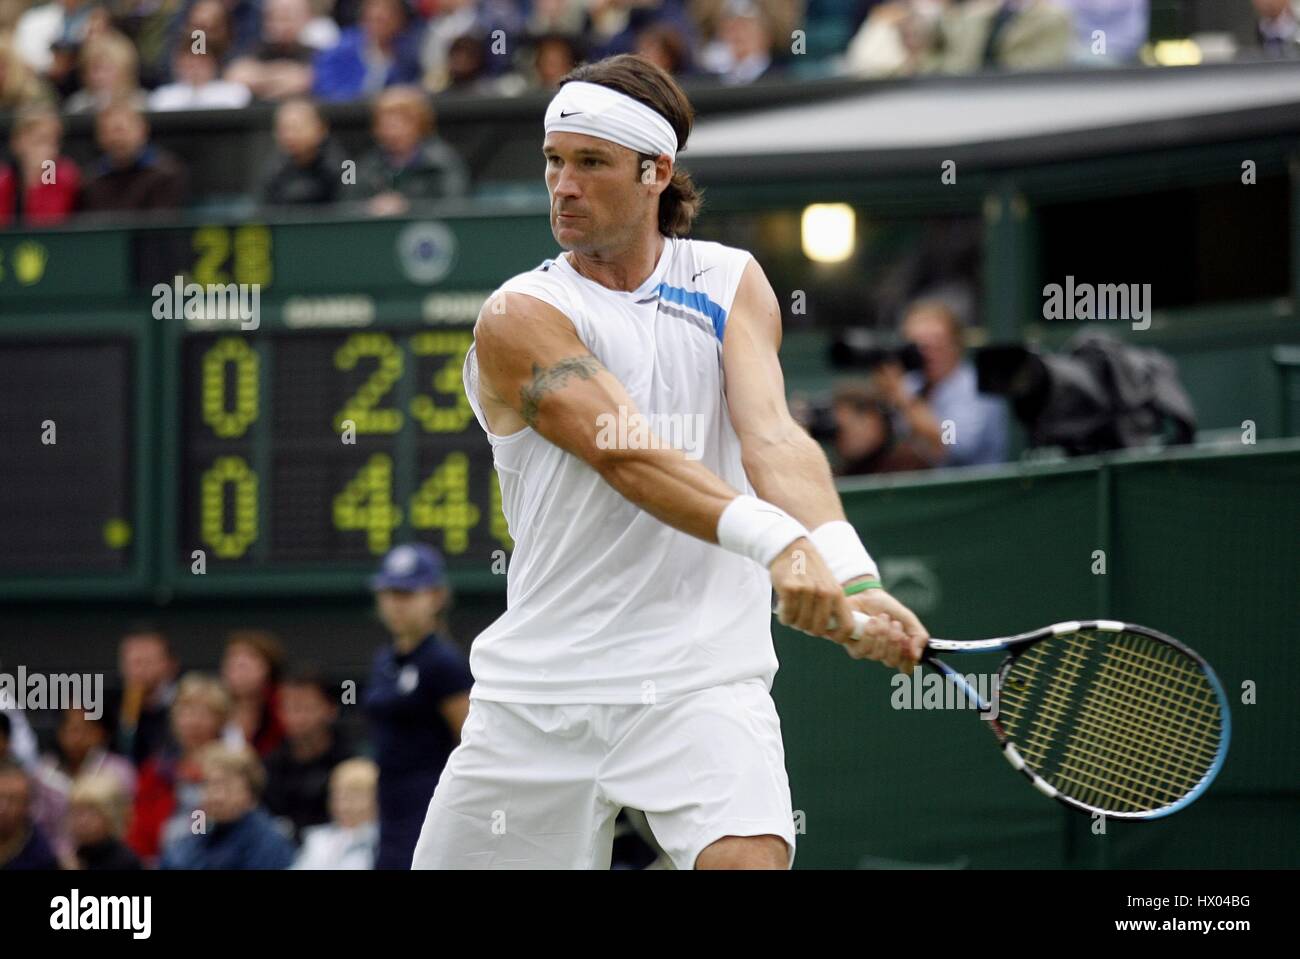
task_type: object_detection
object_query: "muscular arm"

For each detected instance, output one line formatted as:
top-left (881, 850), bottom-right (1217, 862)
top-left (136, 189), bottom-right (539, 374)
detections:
top-left (474, 291), bottom-right (743, 543)
top-left (721, 258), bottom-right (853, 534)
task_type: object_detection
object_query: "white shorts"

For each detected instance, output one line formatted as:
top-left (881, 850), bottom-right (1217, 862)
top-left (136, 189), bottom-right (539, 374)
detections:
top-left (411, 677), bottom-right (796, 870)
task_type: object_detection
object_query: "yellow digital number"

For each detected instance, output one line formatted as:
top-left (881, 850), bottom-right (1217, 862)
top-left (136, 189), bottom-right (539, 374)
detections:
top-left (333, 333), bottom-right (403, 434)
top-left (410, 331), bottom-right (474, 434)
top-left (490, 469), bottom-right (513, 550)
top-left (192, 225), bottom-right (230, 286)
top-left (201, 337), bottom-right (258, 438)
top-left (233, 225), bottom-right (272, 287)
top-left (333, 453), bottom-right (402, 554)
top-left (410, 452), bottom-right (480, 555)
top-left (200, 456), bottom-right (257, 559)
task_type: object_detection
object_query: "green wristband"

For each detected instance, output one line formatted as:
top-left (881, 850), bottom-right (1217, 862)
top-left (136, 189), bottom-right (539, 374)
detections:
top-left (844, 578), bottom-right (882, 596)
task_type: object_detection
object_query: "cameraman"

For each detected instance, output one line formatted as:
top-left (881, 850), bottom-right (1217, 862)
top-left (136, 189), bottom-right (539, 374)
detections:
top-left (830, 382), bottom-right (932, 476)
top-left (874, 299), bottom-right (1009, 468)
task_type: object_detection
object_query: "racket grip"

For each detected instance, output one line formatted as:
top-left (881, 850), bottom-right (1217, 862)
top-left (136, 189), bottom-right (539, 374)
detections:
top-left (773, 601), bottom-right (874, 640)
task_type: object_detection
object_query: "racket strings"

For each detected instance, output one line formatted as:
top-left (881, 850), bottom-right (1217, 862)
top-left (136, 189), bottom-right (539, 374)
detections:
top-left (996, 629), bottom-right (1224, 814)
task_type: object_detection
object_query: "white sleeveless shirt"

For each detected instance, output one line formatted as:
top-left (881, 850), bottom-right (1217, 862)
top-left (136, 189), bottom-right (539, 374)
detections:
top-left (462, 235), bottom-right (777, 703)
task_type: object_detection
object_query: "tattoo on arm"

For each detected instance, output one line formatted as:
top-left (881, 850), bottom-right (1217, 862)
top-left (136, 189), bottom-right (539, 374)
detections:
top-left (519, 355), bottom-right (603, 427)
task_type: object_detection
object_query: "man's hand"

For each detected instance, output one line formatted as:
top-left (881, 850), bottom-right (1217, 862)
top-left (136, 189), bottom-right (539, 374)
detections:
top-left (769, 539), bottom-right (859, 645)
top-left (845, 584), bottom-right (929, 674)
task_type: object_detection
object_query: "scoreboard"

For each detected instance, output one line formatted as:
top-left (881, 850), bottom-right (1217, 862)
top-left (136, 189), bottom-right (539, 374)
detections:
top-left (0, 212), bottom-right (559, 599)
top-left (174, 328), bottom-right (512, 576)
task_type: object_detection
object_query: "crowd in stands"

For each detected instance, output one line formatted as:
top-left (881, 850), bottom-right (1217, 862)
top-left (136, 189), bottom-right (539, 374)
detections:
top-left (0, 543), bottom-right (474, 870)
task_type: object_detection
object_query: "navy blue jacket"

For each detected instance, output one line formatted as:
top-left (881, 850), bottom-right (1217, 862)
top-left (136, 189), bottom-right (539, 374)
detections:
top-left (159, 807), bottom-right (295, 870)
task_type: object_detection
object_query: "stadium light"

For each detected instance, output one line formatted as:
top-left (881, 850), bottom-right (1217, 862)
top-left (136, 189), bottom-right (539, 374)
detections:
top-left (801, 204), bottom-right (855, 264)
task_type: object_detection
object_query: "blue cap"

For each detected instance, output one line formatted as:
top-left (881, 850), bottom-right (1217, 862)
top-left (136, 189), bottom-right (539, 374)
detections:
top-left (370, 543), bottom-right (448, 591)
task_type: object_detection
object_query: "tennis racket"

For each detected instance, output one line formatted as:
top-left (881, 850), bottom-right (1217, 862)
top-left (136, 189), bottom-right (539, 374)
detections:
top-left (807, 608), bottom-right (1231, 820)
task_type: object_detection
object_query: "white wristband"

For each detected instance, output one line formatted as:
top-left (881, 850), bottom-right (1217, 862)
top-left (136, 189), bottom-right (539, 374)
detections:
top-left (717, 495), bottom-right (809, 569)
top-left (809, 520), bottom-right (878, 584)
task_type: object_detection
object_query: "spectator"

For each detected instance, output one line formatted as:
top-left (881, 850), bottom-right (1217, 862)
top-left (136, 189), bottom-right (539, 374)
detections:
top-left (66, 773), bottom-right (141, 870)
top-left (312, 0), bottom-right (423, 102)
top-left (149, 43), bottom-right (253, 108)
top-left (107, 625), bottom-right (180, 768)
top-left (0, 106), bottom-right (81, 227)
top-left (81, 100), bottom-right (188, 213)
top-left (522, 31), bottom-right (590, 89)
top-left (292, 757), bottom-right (379, 869)
top-left (262, 669), bottom-right (354, 841)
top-left (0, 758), bottom-right (59, 870)
top-left (526, 0), bottom-right (586, 35)
top-left (160, 0), bottom-right (264, 81)
top-left (13, 0), bottom-right (98, 74)
top-left (634, 21), bottom-right (694, 75)
top-left (698, 0), bottom-right (780, 83)
top-left (440, 32), bottom-right (495, 95)
top-left (874, 298), bottom-right (1009, 467)
top-left (690, 0), bottom-right (801, 46)
top-left (223, 0), bottom-right (327, 101)
top-left (64, 30), bottom-right (146, 113)
top-left (926, 0), bottom-right (1071, 73)
top-left (830, 381), bottom-right (933, 475)
top-left (420, 0), bottom-right (520, 92)
top-left (160, 743), bottom-right (295, 869)
top-left (0, 711), bottom-right (69, 865)
top-left (109, 0), bottom-right (187, 88)
top-left (842, 0), bottom-right (946, 77)
top-left (221, 630), bottom-right (286, 758)
top-left (41, 709), bottom-right (137, 801)
top-left (1251, 0), bottom-right (1300, 58)
top-left (0, 684), bottom-right (41, 768)
top-left (356, 85), bottom-right (468, 215)
top-left (363, 543), bottom-right (472, 870)
top-left (0, 33), bottom-right (55, 111)
top-left (259, 97), bottom-right (349, 206)
top-left (126, 672), bottom-right (229, 863)
top-left (1056, 0), bottom-right (1148, 65)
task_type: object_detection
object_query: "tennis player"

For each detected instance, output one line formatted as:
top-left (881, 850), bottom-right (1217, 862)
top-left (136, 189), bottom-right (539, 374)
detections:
top-left (412, 54), bottom-right (930, 870)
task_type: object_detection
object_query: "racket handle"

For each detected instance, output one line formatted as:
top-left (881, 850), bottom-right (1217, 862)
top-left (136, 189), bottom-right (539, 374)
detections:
top-left (773, 601), bottom-right (874, 640)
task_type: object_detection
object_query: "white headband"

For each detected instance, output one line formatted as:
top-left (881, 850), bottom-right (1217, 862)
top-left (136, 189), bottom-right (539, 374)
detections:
top-left (544, 81), bottom-right (678, 161)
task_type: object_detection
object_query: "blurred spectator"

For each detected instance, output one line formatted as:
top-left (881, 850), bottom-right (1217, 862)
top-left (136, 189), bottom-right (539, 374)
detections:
top-left (440, 32), bottom-right (494, 93)
top-left (66, 772), bottom-right (141, 870)
top-left (109, 0), bottom-right (186, 88)
top-left (1055, 0), bottom-right (1148, 65)
top-left (0, 106), bottom-right (81, 227)
top-left (292, 757), bottom-right (379, 869)
top-left (698, 0), bottom-right (780, 83)
top-left (0, 711), bottom-right (68, 865)
top-left (127, 672), bottom-right (229, 863)
top-left (64, 30), bottom-right (146, 113)
top-left (420, 0), bottom-right (520, 92)
top-left (312, 0), bottom-right (423, 101)
top-left (106, 625), bottom-right (179, 768)
top-left (160, 0), bottom-right (264, 80)
top-left (221, 630), bottom-right (286, 758)
top-left (80, 100), bottom-right (188, 212)
top-left (149, 43), bottom-right (253, 107)
top-left (1251, 0), bottom-right (1300, 58)
top-left (518, 31), bottom-right (584, 90)
top-left (41, 710), bottom-right (137, 800)
top-left (357, 85), bottom-right (468, 214)
top-left (874, 298), bottom-right (1009, 467)
top-left (262, 669), bottom-right (354, 841)
top-left (223, 0), bottom-right (326, 100)
top-left (259, 96), bottom-right (349, 205)
top-left (634, 20), bottom-right (694, 75)
top-left (0, 33), bottom-right (55, 111)
top-left (842, 0), bottom-right (946, 77)
top-left (13, 0), bottom-right (99, 73)
top-left (587, 0), bottom-right (697, 61)
top-left (363, 543), bottom-right (472, 870)
top-left (926, 0), bottom-right (1071, 73)
top-left (526, 0), bottom-right (586, 35)
top-left (160, 743), bottom-right (296, 869)
top-left (0, 757), bottom-right (59, 870)
top-left (0, 694), bottom-right (39, 768)
top-left (830, 381), bottom-right (933, 475)
top-left (691, 0), bottom-right (801, 44)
